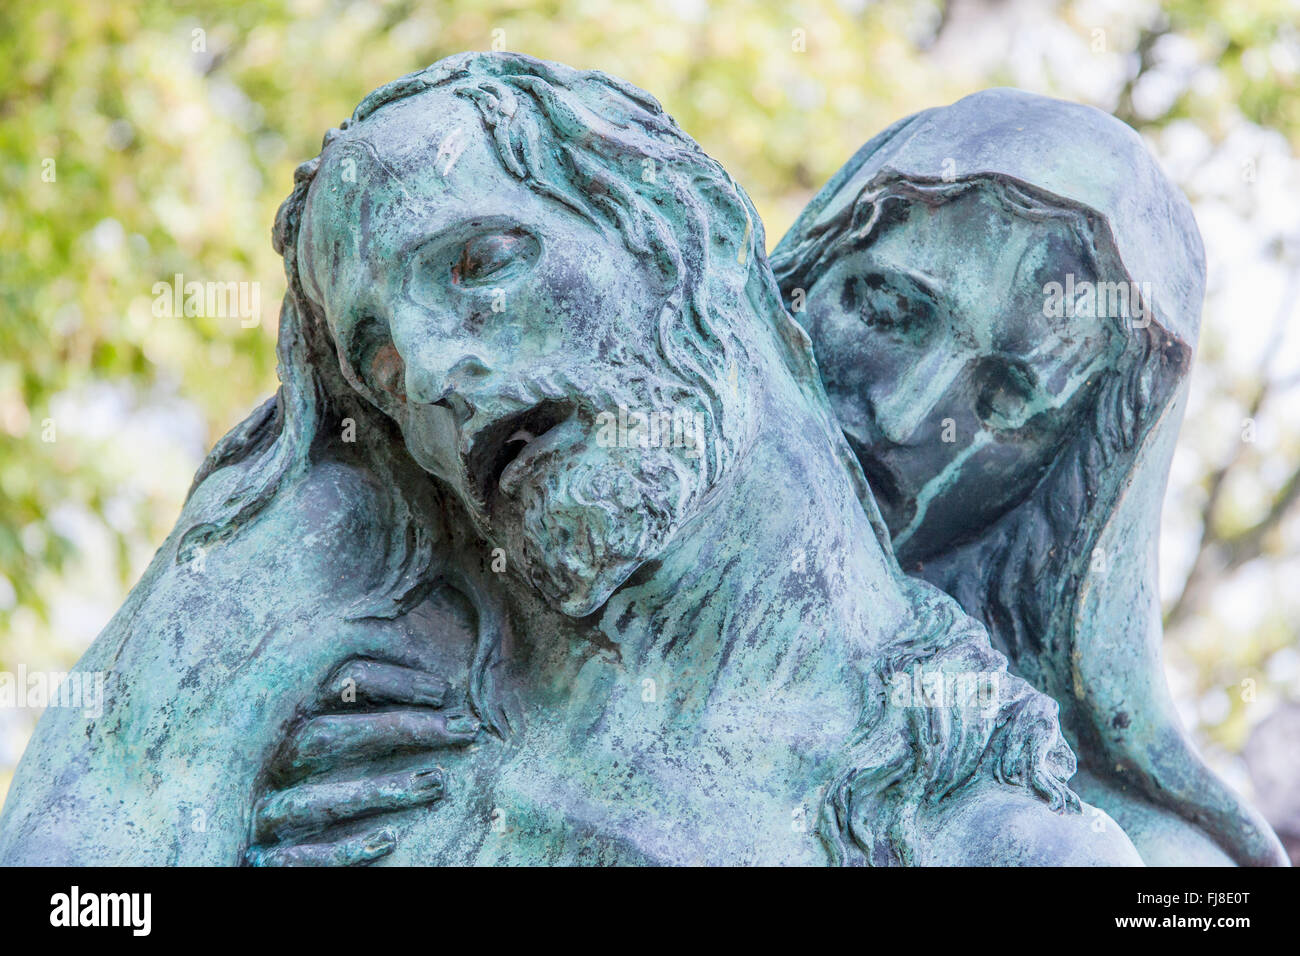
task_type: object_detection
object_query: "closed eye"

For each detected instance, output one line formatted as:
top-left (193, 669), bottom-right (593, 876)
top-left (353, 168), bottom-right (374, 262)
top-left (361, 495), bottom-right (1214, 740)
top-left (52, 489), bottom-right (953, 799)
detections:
top-left (450, 229), bottom-right (540, 286)
top-left (404, 219), bottom-right (542, 312)
top-left (852, 270), bottom-right (941, 343)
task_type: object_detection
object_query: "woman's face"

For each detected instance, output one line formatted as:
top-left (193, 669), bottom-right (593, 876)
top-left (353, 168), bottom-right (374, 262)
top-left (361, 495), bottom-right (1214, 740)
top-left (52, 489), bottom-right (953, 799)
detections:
top-left (801, 186), bottom-right (1123, 563)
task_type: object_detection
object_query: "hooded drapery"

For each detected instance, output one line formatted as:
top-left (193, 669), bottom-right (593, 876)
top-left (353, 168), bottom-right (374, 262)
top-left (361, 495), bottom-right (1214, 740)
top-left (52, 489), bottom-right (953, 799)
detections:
top-left (774, 88), bottom-right (1287, 866)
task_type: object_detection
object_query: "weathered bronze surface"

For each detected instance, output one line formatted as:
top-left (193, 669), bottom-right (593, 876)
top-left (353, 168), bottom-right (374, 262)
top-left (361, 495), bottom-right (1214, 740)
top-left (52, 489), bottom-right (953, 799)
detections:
top-left (0, 55), bottom-right (1284, 866)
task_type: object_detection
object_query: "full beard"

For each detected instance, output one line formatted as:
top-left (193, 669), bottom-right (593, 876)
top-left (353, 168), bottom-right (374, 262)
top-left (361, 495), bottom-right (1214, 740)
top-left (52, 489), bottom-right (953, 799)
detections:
top-left (493, 373), bottom-right (726, 618)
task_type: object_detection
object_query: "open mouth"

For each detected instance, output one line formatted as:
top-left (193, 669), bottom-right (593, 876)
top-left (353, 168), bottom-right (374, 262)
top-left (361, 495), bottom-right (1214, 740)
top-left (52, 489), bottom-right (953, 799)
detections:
top-left (466, 400), bottom-right (574, 513)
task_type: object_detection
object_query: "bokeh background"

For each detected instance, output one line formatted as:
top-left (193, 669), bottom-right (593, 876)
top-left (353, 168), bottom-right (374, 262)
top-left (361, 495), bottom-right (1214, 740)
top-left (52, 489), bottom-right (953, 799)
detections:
top-left (2, 0), bottom-right (1298, 855)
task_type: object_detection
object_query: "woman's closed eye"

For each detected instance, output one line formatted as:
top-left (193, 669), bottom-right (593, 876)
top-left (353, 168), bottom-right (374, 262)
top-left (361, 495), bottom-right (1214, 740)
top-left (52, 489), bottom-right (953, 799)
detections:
top-left (848, 271), bottom-right (941, 344)
top-left (405, 221), bottom-right (542, 310)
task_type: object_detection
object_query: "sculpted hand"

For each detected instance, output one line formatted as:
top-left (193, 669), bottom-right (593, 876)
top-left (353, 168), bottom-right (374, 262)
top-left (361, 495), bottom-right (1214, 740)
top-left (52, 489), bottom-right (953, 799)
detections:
top-left (244, 657), bottom-right (480, 866)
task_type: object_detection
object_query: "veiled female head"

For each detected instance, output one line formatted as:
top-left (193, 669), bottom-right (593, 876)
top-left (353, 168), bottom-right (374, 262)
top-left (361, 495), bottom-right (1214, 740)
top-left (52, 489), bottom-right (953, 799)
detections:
top-left (773, 90), bottom-right (1200, 579)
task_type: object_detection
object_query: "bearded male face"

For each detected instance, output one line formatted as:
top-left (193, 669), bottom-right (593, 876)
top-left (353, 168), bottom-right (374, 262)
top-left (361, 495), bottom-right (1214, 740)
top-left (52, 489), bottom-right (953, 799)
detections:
top-left (296, 84), bottom-right (743, 617)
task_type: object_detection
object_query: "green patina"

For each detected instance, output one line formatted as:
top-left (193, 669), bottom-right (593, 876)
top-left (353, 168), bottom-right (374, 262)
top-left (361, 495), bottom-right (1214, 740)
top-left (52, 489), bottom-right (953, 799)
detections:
top-left (0, 56), bottom-right (1283, 866)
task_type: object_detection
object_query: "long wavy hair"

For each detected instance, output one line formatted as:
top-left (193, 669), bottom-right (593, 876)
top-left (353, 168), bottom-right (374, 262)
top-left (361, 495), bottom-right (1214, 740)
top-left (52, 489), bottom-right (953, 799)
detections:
top-left (177, 51), bottom-right (837, 733)
top-left (180, 58), bottom-right (1086, 863)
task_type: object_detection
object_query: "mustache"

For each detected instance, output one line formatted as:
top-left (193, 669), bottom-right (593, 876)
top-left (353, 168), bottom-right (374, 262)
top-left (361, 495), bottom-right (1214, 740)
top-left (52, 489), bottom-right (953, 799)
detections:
top-left (476, 361), bottom-right (713, 487)
top-left (491, 374), bottom-right (720, 612)
top-left (446, 353), bottom-right (735, 613)
top-left (511, 428), bottom-right (704, 610)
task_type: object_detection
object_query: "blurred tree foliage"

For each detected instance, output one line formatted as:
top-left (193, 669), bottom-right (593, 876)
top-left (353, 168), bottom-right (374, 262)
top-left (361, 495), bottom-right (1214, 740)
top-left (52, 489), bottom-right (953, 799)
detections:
top-left (1, 0), bottom-right (1299, 791)
top-left (0, 0), bottom-right (981, 638)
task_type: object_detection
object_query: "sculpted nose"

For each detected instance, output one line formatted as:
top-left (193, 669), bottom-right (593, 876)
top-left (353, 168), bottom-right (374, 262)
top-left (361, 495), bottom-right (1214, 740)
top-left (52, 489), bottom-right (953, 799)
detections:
top-left (872, 350), bottom-right (968, 445)
top-left (398, 351), bottom-right (493, 491)
top-left (405, 353), bottom-right (493, 419)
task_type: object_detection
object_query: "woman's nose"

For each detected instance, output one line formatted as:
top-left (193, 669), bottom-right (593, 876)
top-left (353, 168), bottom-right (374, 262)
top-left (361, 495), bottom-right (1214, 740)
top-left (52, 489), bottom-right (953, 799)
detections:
top-left (871, 350), bottom-right (968, 445)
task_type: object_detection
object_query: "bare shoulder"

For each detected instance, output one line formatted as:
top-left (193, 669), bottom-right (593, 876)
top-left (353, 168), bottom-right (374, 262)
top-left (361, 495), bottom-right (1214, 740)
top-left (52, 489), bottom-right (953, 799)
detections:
top-left (174, 457), bottom-right (397, 593)
top-left (917, 780), bottom-right (1145, 867)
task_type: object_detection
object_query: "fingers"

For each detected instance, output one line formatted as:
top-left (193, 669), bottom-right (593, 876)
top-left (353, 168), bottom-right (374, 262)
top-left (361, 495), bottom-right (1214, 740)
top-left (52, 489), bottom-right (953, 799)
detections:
top-left (247, 659), bottom-right (466, 863)
top-left (254, 767), bottom-right (446, 842)
top-left (246, 827), bottom-right (397, 867)
top-left (319, 658), bottom-right (450, 710)
top-left (250, 710), bottom-right (468, 859)
top-left (277, 711), bottom-right (480, 776)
